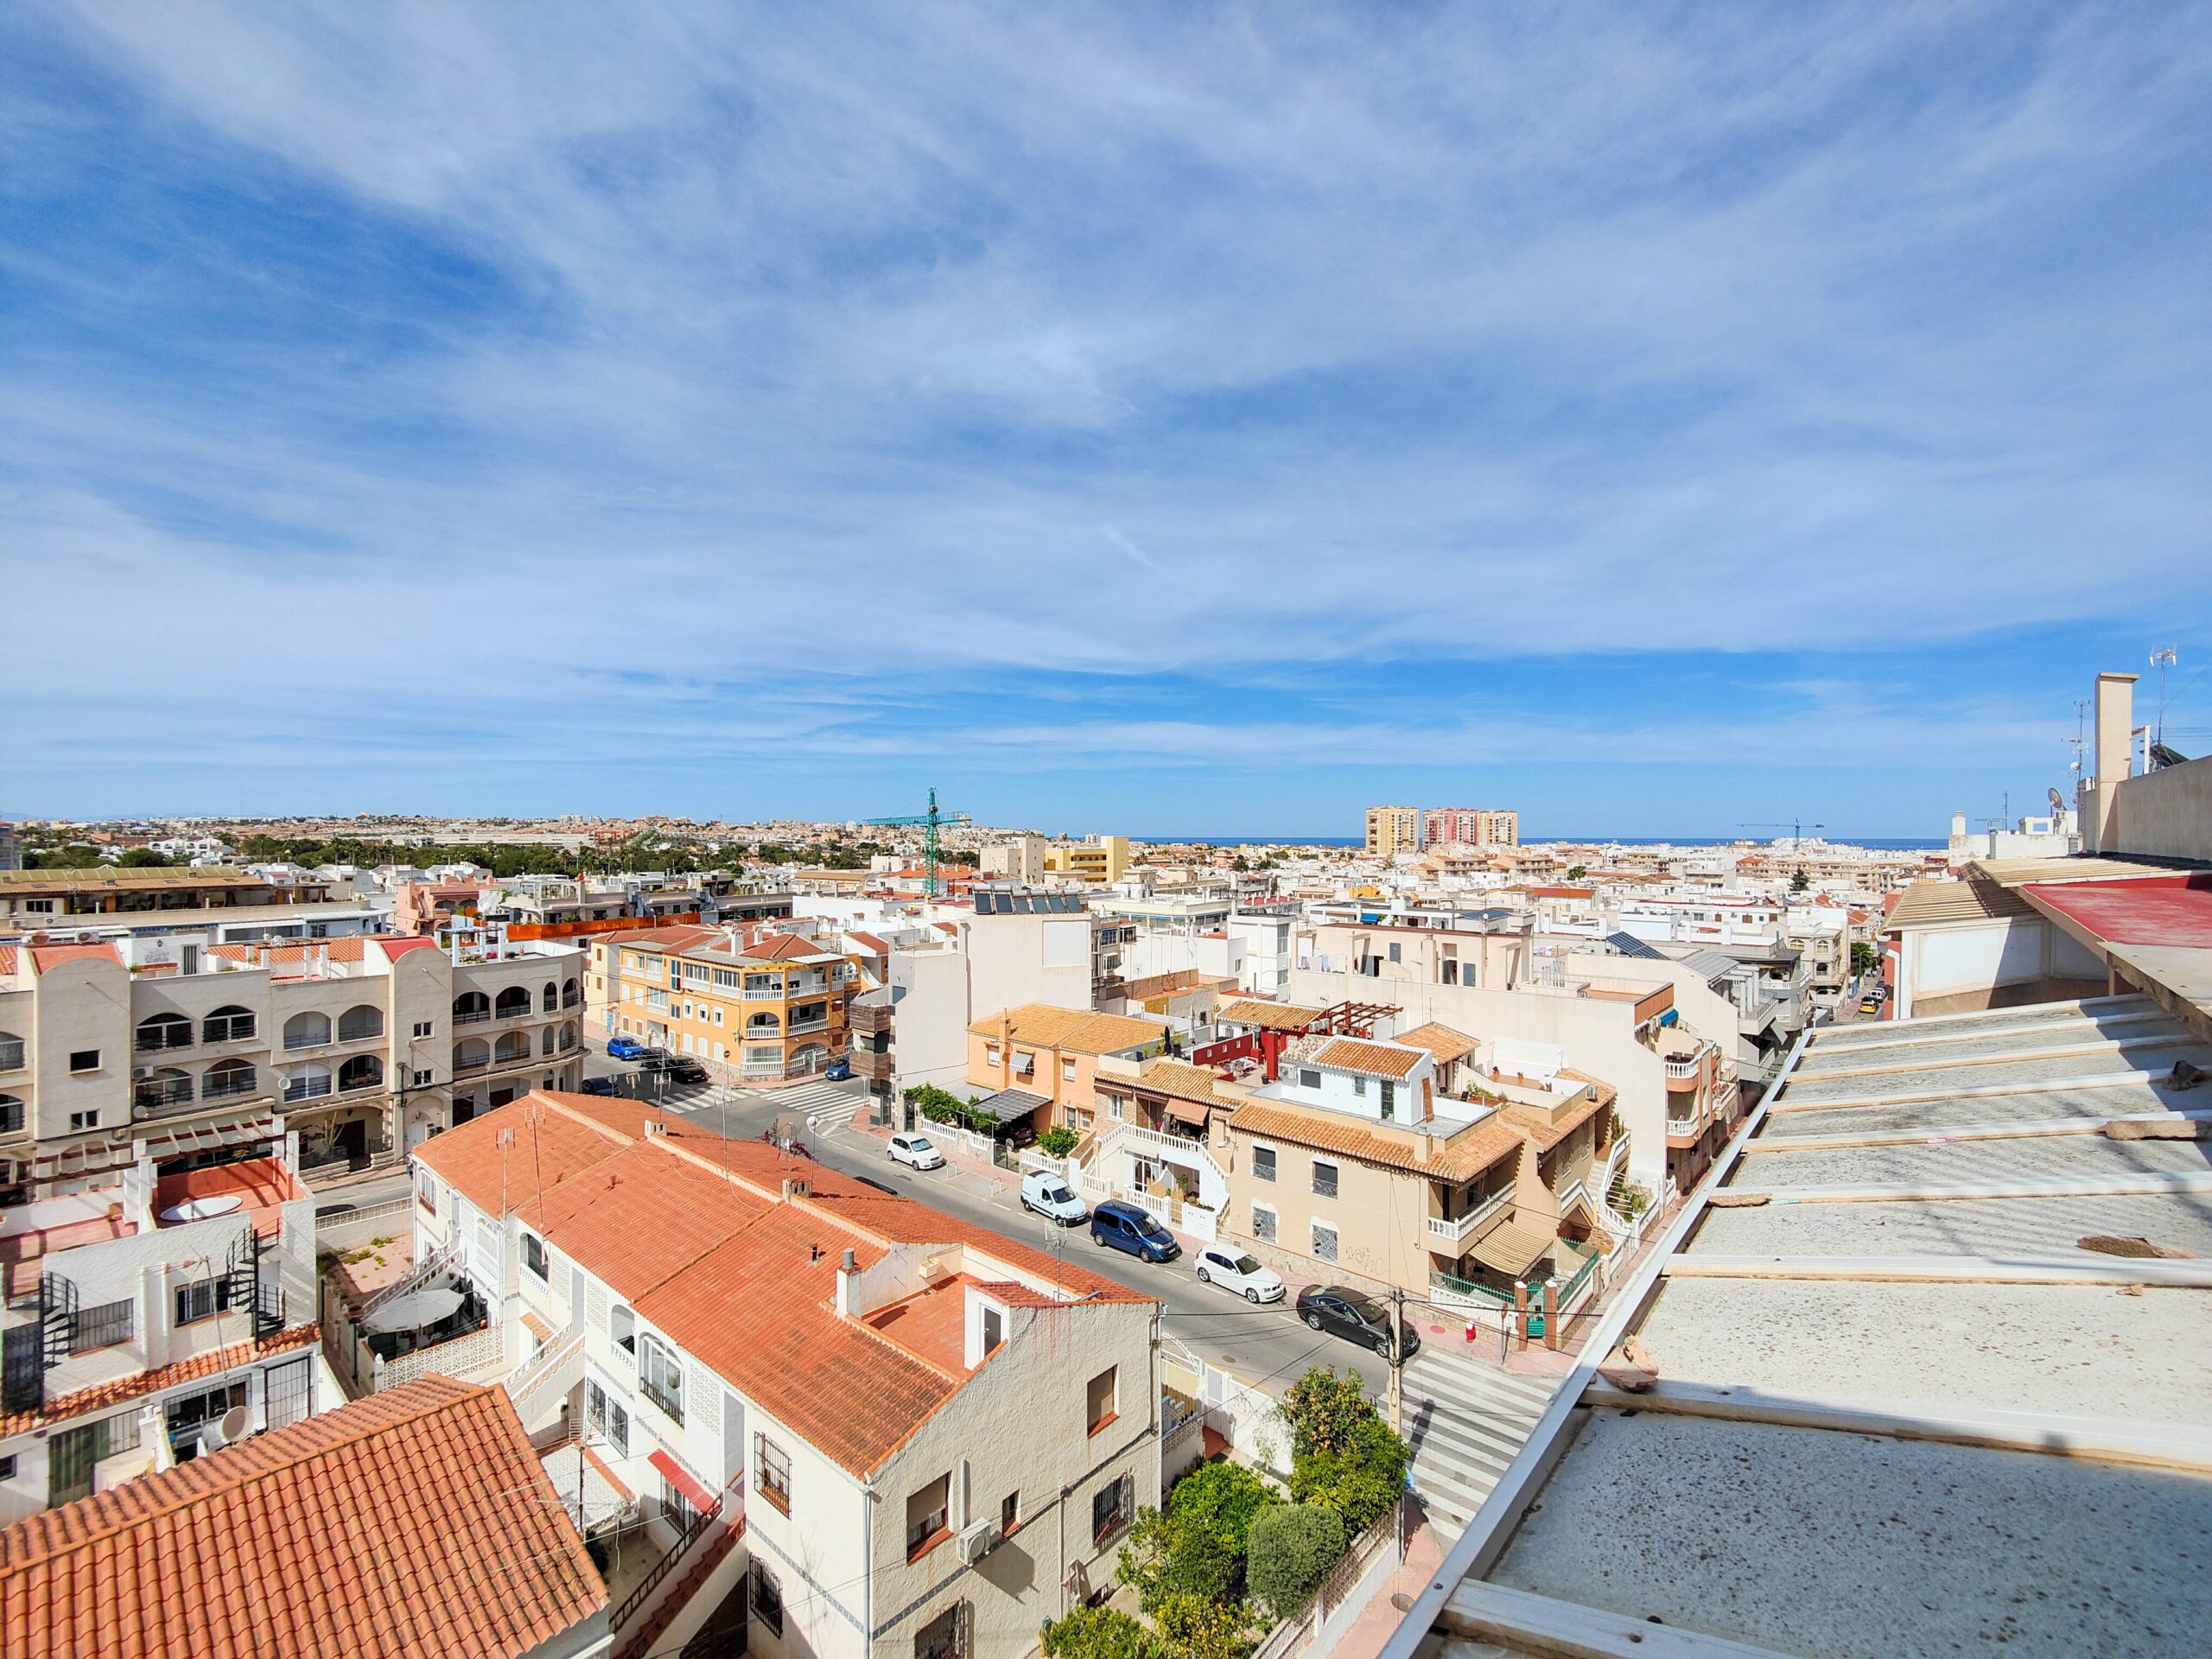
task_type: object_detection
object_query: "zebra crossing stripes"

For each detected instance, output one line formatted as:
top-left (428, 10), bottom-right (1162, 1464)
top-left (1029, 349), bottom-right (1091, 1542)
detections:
top-left (1400, 1347), bottom-right (1561, 1538)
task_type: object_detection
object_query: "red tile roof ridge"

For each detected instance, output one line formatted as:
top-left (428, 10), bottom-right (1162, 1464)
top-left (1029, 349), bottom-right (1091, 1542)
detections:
top-left (0, 1376), bottom-right (493, 1570)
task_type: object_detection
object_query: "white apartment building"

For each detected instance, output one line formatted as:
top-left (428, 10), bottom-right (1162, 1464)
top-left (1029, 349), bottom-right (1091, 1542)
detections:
top-left (409, 1095), bottom-right (1160, 1659)
top-left (0, 1131), bottom-right (325, 1524)
top-left (0, 931), bottom-right (585, 1205)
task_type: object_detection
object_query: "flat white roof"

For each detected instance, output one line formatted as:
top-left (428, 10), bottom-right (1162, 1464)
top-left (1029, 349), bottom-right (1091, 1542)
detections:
top-left (1393, 992), bottom-right (2212, 1659)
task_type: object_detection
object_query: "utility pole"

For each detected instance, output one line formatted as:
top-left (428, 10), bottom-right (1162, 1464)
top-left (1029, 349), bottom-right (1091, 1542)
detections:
top-left (1386, 1285), bottom-right (1406, 1436)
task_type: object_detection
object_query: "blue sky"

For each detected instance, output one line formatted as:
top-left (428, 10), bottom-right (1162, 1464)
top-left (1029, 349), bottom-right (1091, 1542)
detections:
top-left (3, 3), bottom-right (2208, 837)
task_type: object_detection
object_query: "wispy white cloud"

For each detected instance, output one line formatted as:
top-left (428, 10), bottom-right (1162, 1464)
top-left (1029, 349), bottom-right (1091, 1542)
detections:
top-left (3, 2), bottom-right (2208, 817)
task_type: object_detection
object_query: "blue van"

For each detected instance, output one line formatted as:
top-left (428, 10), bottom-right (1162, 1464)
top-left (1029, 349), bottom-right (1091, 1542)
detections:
top-left (1090, 1200), bottom-right (1180, 1263)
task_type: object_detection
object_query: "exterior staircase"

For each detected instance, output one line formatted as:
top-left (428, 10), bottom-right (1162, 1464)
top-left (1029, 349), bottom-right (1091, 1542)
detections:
top-left (354, 1240), bottom-right (457, 1323)
top-left (502, 1322), bottom-right (586, 1431)
top-left (612, 1511), bottom-right (746, 1659)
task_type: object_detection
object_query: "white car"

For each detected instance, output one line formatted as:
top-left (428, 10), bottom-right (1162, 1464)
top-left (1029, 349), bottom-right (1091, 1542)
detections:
top-left (1193, 1245), bottom-right (1286, 1304)
top-left (1021, 1170), bottom-right (1089, 1224)
top-left (887, 1132), bottom-right (945, 1171)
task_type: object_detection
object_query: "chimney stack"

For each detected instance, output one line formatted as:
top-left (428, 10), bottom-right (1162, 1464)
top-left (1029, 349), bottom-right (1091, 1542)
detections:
top-left (2088, 671), bottom-right (2139, 853)
top-left (836, 1246), bottom-right (859, 1316)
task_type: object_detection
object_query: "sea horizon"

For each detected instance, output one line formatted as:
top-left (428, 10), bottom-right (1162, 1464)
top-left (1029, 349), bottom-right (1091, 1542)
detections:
top-left (1131, 834), bottom-right (1948, 850)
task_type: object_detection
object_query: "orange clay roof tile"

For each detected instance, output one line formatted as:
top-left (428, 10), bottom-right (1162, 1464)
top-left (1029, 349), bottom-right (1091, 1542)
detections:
top-left (0, 1376), bottom-right (606, 1659)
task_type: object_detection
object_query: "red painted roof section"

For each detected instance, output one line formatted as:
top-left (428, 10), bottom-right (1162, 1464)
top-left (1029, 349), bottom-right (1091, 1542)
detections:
top-left (27, 943), bottom-right (121, 973)
top-left (374, 934), bottom-right (439, 957)
top-left (2024, 873), bottom-right (2212, 948)
top-left (0, 1376), bottom-right (605, 1659)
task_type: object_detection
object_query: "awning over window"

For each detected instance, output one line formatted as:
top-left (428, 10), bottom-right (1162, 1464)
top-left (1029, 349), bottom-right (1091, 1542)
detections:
top-left (966, 1088), bottom-right (1048, 1126)
top-left (648, 1448), bottom-right (717, 1515)
top-left (1471, 1220), bottom-right (1552, 1278)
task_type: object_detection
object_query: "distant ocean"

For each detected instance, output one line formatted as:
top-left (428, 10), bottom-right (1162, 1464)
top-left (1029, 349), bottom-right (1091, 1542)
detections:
top-left (1136, 834), bottom-right (1947, 850)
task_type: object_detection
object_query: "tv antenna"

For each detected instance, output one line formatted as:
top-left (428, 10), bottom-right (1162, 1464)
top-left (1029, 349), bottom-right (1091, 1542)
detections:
top-left (2150, 645), bottom-right (2177, 745)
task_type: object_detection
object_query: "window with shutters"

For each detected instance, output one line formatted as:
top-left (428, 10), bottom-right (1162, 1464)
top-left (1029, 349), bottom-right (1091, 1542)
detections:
top-left (1252, 1145), bottom-right (1276, 1182)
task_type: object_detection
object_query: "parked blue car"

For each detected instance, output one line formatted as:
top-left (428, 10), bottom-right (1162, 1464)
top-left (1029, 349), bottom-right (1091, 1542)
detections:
top-left (823, 1056), bottom-right (852, 1082)
top-left (1090, 1199), bottom-right (1181, 1264)
top-left (607, 1035), bottom-right (645, 1059)
top-left (581, 1076), bottom-right (618, 1096)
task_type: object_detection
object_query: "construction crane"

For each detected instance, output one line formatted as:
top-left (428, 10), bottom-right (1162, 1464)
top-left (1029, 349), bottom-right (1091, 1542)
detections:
top-left (863, 788), bottom-right (972, 899)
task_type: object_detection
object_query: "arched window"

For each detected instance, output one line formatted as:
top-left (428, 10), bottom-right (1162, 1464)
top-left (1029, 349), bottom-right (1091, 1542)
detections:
top-left (283, 1065), bottom-right (332, 1103)
top-left (283, 1011), bottom-right (331, 1050)
top-left (337, 1004), bottom-right (383, 1043)
top-left (494, 986), bottom-right (531, 1020)
top-left (135, 1067), bottom-right (193, 1111)
top-left (136, 1012), bottom-right (193, 1053)
top-left (560, 1021), bottom-right (577, 1052)
top-left (454, 1039), bottom-right (490, 1073)
top-left (0, 1093), bottom-right (24, 1134)
top-left (540, 1027), bottom-right (556, 1056)
top-left (746, 1012), bottom-right (780, 1033)
top-left (453, 990), bottom-right (491, 1026)
top-left (561, 977), bottom-right (580, 1008)
top-left (493, 1031), bottom-right (529, 1064)
top-left (203, 1005), bottom-right (256, 1044)
top-left (203, 1058), bottom-right (257, 1100)
top-left (338, 1054), bottom-right (383, 1093)
top-left (541, 982), bottom-right (559, 1014)
top-left (0, 1030), bottom-right (24, 1072)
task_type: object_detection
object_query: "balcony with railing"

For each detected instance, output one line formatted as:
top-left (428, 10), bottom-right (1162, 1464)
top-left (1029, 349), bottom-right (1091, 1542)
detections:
top-left (134, 1077), bottom-right (194, 1113)
top-left (283, 1074), bottom-right (333, 1103)
top-left (453, 1007), bottom-right (492, 1027)
top-left (1424, 1182), bottom-right (1516, 1247)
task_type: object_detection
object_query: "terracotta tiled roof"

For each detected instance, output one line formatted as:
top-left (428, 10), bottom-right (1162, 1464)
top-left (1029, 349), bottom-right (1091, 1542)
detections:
top-left (1394, 1022), bottom-right (1479, 1065)
top-left (1311, 1037), bottom-right (1426, 1077)
top-left (27, 943), bottom-right (122, 974)
top-left (741, 932), bottom-right (840, 962)
top-left (1214, 999), bottom-right (1327, 1033)
top-left (808, 1194), bottom-right (1147, 1306)
top-left (1133, 1058), bottom-right (1223, 1106)
top-left (1226, 1100), bottom-right (1521, 1183)
top-left (965, 1003), bottom-right (1169, 1053)
top-left (0, 1325), bottom-right (319, 1439)
top-left (0, 1376), bottom-right (607, 1659)
top-left (416, 1092), bottom-right (692, 1217)
top-left (0, 945), bottom-right (16, 975)
top-left (636, 1207), bottom-right (957, 1474)
top-left (518, 1141), bottom-right (771, 1302)
top-left (845, 931), bottom-right (891, 954)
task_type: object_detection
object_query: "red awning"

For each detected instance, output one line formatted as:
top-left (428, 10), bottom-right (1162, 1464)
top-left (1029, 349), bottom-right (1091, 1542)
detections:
top-left (648, 1448), bottom-right (718, 1515)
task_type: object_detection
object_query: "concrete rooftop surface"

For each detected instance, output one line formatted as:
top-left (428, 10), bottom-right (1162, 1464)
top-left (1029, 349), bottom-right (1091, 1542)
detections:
top-left (1387, 991), bottom-right (2212, 1659)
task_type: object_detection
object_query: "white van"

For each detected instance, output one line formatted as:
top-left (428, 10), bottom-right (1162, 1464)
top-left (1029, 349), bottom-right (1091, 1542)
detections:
top-left (1020, 1169), bottom-right (1089, 1225)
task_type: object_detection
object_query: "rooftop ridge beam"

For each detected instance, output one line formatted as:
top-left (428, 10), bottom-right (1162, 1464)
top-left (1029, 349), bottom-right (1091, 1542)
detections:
top-left (1740, 1108), bottom-right (2212, 1152)
top-left (1580, 1379), bottom-right (2212, 1474)
top-left (1661, 1253), bottom-right (2212, 1287)
top-left (1806, 993), bottom-right (2146, 1043)
top-left (1733, 1170), bottom-right (2212, 1204)
top-left (1788, 1033), bottom-right (2196, 1085)
top-left (1768, 1066), bottom-right (2169, 1113)
top-left (1440, 1581), bottom-right (1801, 1659)
top-left (1798, 1007), bottom-right (2166, 1058)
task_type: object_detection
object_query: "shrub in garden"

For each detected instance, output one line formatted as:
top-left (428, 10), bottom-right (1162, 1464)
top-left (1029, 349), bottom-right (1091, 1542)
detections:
top-left (1041, 1605), bottom-right (1155, 1659)
top-left (1245, 1503), bottom-right (1347, 1623)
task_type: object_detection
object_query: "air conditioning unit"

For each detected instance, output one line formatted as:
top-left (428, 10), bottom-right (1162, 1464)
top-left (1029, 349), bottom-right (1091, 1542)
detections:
top-left (957, 1518), bottom-right (1001, 1564)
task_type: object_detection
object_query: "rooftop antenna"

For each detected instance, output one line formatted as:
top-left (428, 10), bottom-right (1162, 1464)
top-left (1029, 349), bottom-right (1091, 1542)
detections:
top-left (2151, 645), bottom-right (2177, 745)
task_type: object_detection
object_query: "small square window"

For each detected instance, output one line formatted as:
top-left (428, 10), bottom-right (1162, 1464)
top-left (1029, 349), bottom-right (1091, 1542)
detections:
top-left (0, 1453), bottom-right (16, 1481)
top-left (1351, 1076), bottom-right (1367, 1096)
top-left (1251, 1205), bottom-right (1276, 1243)
top-left (1252, 1146), bottom-right (1276, 1182)
top-left (1086, 1365), bottom-right (1117, 1435)
top-left (69, 1050), bottom-right (99, 1074)
top-left (1299, 1069), bottom-right (1321, 1090)
top-left (412, 1021), bottom-right (433, 1039)
top-left (69, 1109), bottom-right (99, 1131)
top-left (1313, 1221), bottom-right (1339, 1262)
top-left (412, 1069), bottom-right (433, 1086)
top-left (1001, 1491), bottom-right (1020, 1535)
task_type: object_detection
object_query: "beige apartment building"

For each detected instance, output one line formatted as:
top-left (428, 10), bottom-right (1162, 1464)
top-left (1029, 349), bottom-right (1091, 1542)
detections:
top-left (0, 931), bottom-right (585, 1205)
top-left (963, 1005), bottom-right (1171, 1137)
top-left (600, 925), bottom-right (860, 1081)
top-left (1363, 806), bottom-right (1421, 858)
top-left (1043, 835), bottom-right (1131, 884)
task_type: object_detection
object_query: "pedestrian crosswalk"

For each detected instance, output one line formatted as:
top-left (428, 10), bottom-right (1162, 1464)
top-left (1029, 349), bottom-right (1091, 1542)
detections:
top-left (1400, 1346), bottom-right (1561, 1539)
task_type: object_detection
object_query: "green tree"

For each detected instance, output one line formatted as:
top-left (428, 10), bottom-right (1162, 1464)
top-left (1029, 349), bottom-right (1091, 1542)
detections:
top-left (26, 844), bottom-right (104, 868)
top-left (1041, 1605), bottom-right (1155, 1659)
top-left (115, 848), bottom-right (176, 868)
top-left (1154, 1593), bottom-right (1253, 1659)
top-left (1790, 869), bottom-right (1810, 893)
top-left (1166, 1459), bottom-right (1280, 1557)
top-left (1565, 864), bottom-right (1587, 880)
top-left (1244, 1504), bottom-right (1346, 1623)
top-left (1278, 1367), bottom-right (1374, 1460)
top-left (1851, 942), bottom-right (1878, 976)
top-left (903, 1084), bottom-right (970, 1126)
top-left (1116, 1506), bottom-right (1236, 1612)
top-left (1290, 1414), bottom-right (1408, 1533)
top-left (1039, 1125), bottom-right (1079, 1158)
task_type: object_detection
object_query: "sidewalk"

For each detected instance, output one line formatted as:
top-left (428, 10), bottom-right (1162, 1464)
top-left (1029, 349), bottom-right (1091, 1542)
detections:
top-left (1328, 1507), bottom-right (1446, 1659)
